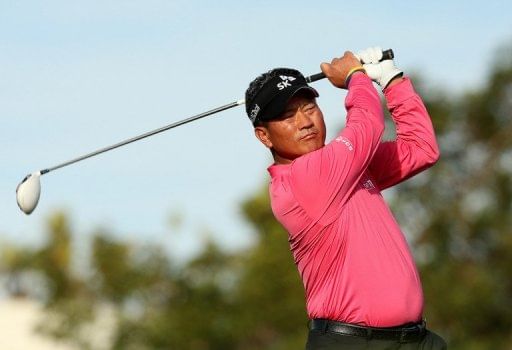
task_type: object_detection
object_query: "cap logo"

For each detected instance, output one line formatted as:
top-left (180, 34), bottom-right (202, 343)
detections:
top-left (249, 104), bottom-right (261, 122)
top-left (277, 75), bottom-right (296, 90)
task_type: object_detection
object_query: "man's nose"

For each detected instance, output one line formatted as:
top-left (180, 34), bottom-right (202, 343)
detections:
top-left (296, 110), bottom-right (313, 129)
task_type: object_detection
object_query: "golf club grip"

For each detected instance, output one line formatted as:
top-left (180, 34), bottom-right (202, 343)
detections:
top-left (306, 49), bottom-right (394, 83)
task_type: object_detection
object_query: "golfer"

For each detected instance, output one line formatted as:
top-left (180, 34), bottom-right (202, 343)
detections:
top-left (245, 47), bottom-right (447, 349)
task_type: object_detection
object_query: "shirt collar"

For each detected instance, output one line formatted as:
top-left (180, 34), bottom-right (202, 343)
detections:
top-left (267, 163), bottom-right (291, 178)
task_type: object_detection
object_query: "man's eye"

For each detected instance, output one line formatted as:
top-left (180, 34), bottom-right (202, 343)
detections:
top-left (304, 104), bottom-right (316, 112)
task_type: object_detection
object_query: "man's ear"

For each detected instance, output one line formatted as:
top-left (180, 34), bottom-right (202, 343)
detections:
top-left (254, 126), bottom-right (273, 149)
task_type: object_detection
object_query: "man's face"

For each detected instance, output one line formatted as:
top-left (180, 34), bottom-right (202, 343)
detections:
top-left (255, 92), bottom-right (326, 164)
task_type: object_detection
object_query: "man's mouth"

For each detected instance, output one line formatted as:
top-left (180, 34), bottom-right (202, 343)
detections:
top-left (299, 132), bottom-right (317, 141)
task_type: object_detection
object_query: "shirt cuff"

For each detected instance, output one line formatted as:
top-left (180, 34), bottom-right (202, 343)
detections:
top-left (347, 72), bottom-right (372, 89)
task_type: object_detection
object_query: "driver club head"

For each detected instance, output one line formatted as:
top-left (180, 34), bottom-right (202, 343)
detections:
top-left (16, 171), bottom-right (42, 215)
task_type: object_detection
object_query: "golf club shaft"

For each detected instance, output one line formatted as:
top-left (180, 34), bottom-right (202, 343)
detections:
top-left (40, 48), bottom-right (394, 175)
top-left (41, 99), bottom-right (245, 174)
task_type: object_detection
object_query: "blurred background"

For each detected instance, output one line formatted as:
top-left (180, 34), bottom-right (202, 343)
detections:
top-left (1, 1), bottom-right (512, 349)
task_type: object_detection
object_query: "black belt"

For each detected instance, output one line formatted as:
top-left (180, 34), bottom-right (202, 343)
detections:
top-left (309, 319), bottom-right (426, 343)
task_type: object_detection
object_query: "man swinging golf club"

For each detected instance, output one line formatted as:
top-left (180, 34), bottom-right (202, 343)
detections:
top-left (245, 47), bottom-right (447, 349)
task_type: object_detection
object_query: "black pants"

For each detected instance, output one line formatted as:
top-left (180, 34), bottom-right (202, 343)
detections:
top-left (306, 328), bottom-right (447, 350)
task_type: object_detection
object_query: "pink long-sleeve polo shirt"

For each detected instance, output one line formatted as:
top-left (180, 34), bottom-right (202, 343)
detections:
top-left (267, 74), bottom-right (439, 327)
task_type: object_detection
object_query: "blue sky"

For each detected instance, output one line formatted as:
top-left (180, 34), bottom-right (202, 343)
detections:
top-left (1, 1), bottom-right (511, 261)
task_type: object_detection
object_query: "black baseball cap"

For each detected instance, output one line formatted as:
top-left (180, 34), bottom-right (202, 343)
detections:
top-left (245, 68), bottom-right (319, 125)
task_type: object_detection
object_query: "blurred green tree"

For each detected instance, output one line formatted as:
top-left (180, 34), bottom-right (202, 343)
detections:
top-left (0, 243), bottom-right (38, 297)
top-left (232, 187), bottom-right (307, 350)
top-left (36, 212), bottom-right (77, 301)
top-left (110, 240), bottom-right (238, 350)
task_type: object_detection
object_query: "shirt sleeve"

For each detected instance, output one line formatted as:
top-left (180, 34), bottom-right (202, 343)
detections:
top-left (367, 78), bottom-right (440, 190)
top-left (289, 73), bottom-right (385, 225)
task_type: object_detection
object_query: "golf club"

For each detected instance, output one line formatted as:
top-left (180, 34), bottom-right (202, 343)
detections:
top-left (16, 49), bottom-right (394, 215)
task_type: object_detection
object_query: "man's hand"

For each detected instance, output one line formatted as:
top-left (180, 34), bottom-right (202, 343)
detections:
top-left (356, 47), bottom-right (403, 89)
top-left (320, 51), bottom-right (365, 89)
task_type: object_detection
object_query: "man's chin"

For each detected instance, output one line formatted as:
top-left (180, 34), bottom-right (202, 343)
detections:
top-left (300, 142), bottom-right (324, 155)
top-left (306, 138), bottom-right (325, 149)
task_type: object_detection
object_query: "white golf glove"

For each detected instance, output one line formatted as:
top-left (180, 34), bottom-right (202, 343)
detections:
top-left (356, 47), bottom-right (403, 89)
